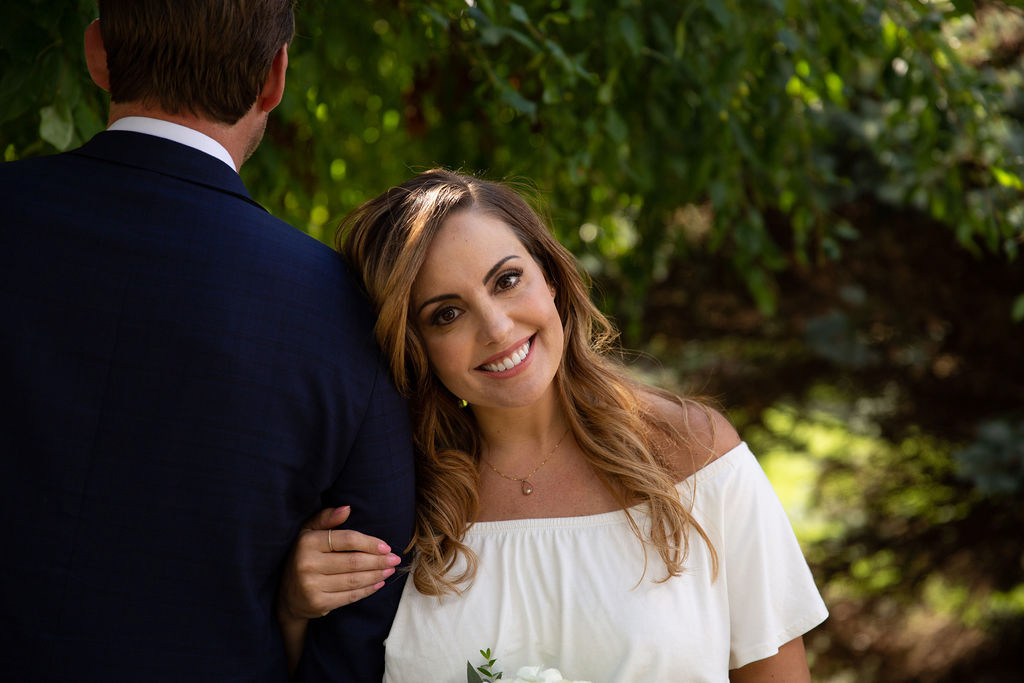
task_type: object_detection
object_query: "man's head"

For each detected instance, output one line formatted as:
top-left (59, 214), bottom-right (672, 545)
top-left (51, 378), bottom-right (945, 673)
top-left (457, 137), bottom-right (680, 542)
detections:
top-left (95, 0), bottom-right (295, 125)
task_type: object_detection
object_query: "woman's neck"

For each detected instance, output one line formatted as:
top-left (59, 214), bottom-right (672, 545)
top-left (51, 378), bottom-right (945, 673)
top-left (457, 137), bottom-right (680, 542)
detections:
top-left (471, 392), bottom-right (568, 464)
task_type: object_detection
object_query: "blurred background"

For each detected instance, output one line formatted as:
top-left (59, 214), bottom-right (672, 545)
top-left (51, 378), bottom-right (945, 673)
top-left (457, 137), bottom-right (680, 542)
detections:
top-left (2, 1), bottom-right (1022, 680)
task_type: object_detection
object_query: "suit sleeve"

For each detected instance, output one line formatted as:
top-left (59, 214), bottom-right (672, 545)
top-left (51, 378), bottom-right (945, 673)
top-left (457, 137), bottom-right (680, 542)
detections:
top-left (294, 349), bottom-right (417, 682)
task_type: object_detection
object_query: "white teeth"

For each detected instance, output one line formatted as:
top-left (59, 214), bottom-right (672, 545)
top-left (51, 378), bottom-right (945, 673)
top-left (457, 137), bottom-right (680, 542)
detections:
top-left (482, 339), bottom-right (531, 372)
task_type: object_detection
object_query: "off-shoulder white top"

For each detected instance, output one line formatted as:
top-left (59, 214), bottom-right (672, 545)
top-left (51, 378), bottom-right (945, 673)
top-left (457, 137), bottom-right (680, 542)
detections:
top-left (383, 443), bottom-right (828, 682)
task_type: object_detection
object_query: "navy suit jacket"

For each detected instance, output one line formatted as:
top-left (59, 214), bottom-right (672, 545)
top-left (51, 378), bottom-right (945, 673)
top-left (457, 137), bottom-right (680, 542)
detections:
top-left (0, 131), bottom-right (416, 681)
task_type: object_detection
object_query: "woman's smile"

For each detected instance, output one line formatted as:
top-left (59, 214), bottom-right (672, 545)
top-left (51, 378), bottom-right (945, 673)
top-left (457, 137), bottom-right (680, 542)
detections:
top-left (478, 335), bottom-right (533, 374)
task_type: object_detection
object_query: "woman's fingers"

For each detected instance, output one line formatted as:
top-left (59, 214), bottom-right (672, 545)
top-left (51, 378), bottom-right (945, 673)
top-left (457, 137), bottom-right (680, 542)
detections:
top-left (286, 544), bottom-right (402, 617)
top-left (282, 505), bottom-right (404, 617)
top-left (321, 580), bottom-right (388, 612)
top-left (322, 566), bottom-right (396, 595)
top-left (296, 559), bottom-right (400, 616)
top-left (318, 550), bottom-right (402, 578)
top-left (320, 528), bottom-right (393, 556)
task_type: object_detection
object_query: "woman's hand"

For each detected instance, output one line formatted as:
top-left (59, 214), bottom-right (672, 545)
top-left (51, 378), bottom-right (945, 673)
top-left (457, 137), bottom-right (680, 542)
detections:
top-left (277, 506), bottom-right (403, 675)
top-left (278, 505), bottom-right (403, 621)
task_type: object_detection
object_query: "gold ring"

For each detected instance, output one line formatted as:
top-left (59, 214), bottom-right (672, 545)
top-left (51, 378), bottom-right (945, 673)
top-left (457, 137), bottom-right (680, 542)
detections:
top-left (327, 528), bottom-right (336, 552)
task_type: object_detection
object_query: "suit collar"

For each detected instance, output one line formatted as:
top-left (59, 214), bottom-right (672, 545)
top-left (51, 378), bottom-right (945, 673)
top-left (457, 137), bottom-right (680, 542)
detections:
top-left (108, 116), bottom-right (237, 172)
top-left (73, 130), bottom-right (267, 212)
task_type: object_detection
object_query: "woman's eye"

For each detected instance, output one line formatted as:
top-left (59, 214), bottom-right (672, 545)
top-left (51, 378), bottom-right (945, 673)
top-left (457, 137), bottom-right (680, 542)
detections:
top-left (431, 306), bottom-right (460, 326)
top-left (496, 269), bottom-right (523, 291)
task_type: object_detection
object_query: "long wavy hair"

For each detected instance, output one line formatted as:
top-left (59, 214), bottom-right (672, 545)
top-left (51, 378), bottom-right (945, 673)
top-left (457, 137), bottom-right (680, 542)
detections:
top-left (338, 169), bottom-right (718, 595)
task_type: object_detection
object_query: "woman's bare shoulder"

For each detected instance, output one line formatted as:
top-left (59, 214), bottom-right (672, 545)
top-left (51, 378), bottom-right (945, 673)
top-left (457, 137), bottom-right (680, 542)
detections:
top-left (640, 389), bottom-right (742, 482)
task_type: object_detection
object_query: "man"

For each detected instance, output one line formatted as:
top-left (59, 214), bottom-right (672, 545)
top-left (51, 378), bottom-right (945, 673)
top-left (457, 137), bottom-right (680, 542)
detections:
top-left (0, 1), bottom-right (415, 680)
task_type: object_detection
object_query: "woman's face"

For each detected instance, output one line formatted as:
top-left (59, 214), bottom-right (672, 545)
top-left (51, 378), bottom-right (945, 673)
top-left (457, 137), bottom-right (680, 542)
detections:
top-left (411, 209), bottom-right (564, 412)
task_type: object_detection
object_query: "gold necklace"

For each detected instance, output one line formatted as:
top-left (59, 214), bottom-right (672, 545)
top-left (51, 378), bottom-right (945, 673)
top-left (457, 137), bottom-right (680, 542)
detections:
top-left (483, 427), bottom-right (571, 496)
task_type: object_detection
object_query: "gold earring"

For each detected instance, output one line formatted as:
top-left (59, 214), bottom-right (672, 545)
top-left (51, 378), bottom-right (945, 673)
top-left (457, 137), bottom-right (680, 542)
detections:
top-left (460, 398), bottom-right (469, 408)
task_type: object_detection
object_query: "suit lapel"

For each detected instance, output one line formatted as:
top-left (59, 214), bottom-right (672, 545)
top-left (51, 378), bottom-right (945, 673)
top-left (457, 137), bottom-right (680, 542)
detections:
top-left (72, 130), bottom-right (269, 213)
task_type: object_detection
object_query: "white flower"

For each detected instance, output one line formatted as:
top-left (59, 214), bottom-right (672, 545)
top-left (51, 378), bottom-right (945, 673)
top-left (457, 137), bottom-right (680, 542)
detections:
top-left (508, 666), bottom-right (592, 683)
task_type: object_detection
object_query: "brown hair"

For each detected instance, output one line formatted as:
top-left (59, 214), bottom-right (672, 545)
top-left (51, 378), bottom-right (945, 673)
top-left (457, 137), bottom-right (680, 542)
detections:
top-left (98, 0), bottom-right (295, 124)
top-left (339, 169), bottom-right (718, 595)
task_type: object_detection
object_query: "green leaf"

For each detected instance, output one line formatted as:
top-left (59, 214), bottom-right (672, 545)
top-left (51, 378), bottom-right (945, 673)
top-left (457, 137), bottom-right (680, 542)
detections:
top-left (499, 86), bottom-right (537, 119)
top-left (596, 66), bottom-right (618, 105)
top-left (57, 61), bottom-right (83, 109)
top-left (39, 102), bottom-right (74, 150)
top-left (421, 7), bottom-right (450, 29)
top-left (541, 12), bottom-right (570, 27)
top-left (674, 19), bottom-right (687, 59)
top-left (950, 0), bottom-right (975, 17)
top-left (833, 221), bottom-right (861, 241)
top-left (992, 167), bottom-right (1023, 191)
top-left (777, 27), bottom-right (800, 51)
top-left (617, 15), bottom-right (643, 55)
top-left (704, 0), bottom-right (732, 29)
top-left (745, 266), bottom-right (778, 316)
top-left (479, 26), bottom-right (502, 46)
top-left (467, 660), bottom-right (484, 683)
top-left (1012, 293), bottom-right (1024, 323)
top-left (465, 7), bottom-right (491, 28)
top-left (509, 4), bottom-right (529, 24)
top-left (605, 108), bottom-right (628, 143)
top-left (0, 65), bottom-right (35, 125)
top-left (478, 25), bottom-right (539, 52)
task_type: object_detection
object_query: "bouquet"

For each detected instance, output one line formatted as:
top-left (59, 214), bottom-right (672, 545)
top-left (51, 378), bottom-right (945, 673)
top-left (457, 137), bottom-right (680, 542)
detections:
top-left (467, 648), bottom-right (592, 683)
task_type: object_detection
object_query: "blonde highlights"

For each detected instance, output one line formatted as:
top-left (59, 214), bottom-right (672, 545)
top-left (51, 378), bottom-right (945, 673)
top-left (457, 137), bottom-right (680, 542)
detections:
top-left (338, 169), bottom-right (717, 595)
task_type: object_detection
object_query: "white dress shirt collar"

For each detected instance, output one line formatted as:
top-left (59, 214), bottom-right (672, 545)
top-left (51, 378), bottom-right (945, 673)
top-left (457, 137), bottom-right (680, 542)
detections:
top-left (108, 116), bottom-right (237, 172)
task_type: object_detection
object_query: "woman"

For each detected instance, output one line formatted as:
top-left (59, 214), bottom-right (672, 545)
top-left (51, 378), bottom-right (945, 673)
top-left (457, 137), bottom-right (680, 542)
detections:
top-left (279, 169), bottom-right (827, 681)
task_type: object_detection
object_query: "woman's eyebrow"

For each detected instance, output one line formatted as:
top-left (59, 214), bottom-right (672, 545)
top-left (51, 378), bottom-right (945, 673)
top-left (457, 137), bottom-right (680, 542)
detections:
top-left (482, 255), bottom-right (519, 285)
top-left (415, 255), bottom-right (522, 315)
top-left (416, 292), bottom-right (458, 316)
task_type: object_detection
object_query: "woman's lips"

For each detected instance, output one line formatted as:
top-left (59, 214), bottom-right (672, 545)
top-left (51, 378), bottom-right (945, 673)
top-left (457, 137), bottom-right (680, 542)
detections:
top-left (478, 336), bottom-right (533, 373)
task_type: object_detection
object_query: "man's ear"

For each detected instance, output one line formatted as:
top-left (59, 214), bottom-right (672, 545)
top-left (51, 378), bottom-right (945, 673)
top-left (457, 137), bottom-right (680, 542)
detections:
top-left (257, 44), bottom-right (288, 113)
top-left (84, 19), bottom-right (110, 92)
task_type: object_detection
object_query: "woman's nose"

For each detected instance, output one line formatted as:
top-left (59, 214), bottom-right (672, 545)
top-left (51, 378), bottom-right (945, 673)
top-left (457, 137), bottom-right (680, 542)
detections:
top-left (477, 301), bottom-right (514, 345)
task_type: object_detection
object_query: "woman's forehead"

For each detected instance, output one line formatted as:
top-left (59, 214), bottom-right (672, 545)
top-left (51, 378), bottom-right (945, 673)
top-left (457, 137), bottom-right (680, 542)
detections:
top-left (412, 211), bottom-right (529, 290)
top-left (430, 211), bottom-right (525, 261)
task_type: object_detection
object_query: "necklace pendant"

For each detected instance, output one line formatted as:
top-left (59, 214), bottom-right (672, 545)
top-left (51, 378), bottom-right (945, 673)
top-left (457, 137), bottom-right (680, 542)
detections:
top-left (521, 480), bottom-right (534, 495)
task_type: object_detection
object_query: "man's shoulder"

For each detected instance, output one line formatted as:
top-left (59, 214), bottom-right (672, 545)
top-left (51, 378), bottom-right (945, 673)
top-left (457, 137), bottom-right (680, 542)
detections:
top-left (0, 149), bottom-right (74, 176)
top-left (268, 225), bottom-right (366, 296)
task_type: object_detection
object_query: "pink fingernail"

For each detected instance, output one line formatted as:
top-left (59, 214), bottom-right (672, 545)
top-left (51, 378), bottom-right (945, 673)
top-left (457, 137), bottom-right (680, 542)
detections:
top-left (377, 542), bottom-right (391, 554)
top-left (373, 581), bottom-right (386, 590)
top-left (386, 553), bottom-right (401, 566)
top-left (383, 567), bottom-right (396, 578)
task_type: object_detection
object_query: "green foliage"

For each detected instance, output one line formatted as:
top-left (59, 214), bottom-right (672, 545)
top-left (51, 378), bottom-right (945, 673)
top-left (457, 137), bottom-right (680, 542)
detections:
top-left (0, 1), bottom-right (104, 159)
top-left (746, 392), bottom-right (1024, 678)
top-left (467, 648), bottom-right (503, 682)
top-left (954, 418), bottom-right (1024, 496)
top-left (744, 397), bottom-right (970, 569)
top-left (3, 0), bottom-right (1021, 328)
top-left (1013, 292), bottom-right (1024, 322)
top-left (802, 308), bottom-right (879, 368)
